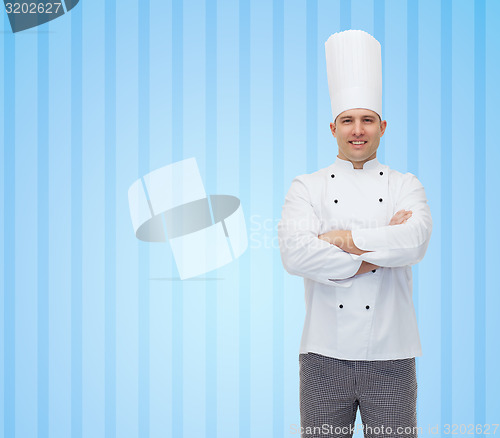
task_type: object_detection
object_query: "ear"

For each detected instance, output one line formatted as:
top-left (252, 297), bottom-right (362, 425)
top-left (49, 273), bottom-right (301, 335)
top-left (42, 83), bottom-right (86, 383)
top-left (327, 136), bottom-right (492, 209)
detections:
top-left (330, 122), bottom-right (336, 137)
top-left (379, 120), bottom-right (387, 137)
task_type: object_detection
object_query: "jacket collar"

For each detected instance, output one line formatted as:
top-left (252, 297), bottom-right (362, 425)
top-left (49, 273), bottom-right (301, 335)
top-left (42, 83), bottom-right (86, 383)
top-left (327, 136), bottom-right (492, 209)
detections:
top-left (332, 156), bottom-right (381, 171)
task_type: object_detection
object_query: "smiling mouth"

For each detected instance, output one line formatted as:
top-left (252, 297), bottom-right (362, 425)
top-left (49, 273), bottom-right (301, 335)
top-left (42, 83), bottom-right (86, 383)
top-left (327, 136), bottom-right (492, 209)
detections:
top-left (349, 141), bottom-right (367, 145)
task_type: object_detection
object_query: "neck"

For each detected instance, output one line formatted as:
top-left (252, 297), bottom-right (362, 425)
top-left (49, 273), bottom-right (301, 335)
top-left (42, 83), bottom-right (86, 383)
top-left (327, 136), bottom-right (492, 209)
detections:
top-left (337, 152), bottom-right (377, 169)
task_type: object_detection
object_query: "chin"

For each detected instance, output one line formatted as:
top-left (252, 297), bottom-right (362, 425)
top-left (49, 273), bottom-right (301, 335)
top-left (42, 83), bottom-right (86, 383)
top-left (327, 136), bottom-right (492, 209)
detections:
top-left (348, 153), bottom-right (369, 161)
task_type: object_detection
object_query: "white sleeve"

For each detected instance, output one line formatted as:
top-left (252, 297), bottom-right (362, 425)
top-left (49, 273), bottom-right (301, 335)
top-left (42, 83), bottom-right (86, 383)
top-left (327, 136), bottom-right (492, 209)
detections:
top-left (278, 176), bottom-right (362, 285)
top-left (351, 173), bottom-right (432, 267)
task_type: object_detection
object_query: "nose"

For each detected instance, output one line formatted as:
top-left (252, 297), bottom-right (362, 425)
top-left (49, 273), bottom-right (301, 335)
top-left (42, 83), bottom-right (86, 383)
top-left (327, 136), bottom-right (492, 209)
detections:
top-left (352, 120), bottom-right (364, 136)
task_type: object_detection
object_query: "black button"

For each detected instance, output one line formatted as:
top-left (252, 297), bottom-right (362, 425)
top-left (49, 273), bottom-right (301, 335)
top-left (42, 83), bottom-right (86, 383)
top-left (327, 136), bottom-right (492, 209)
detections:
top-left (372, 269), bottom-right (376, 273)
top-left (366, 305), bottom-right (370, 310)
top-left (379, 198), bottom-right (383, 202)
top-left (334, 199), bottom-right (338, 204)
top-left (379, 171), bottom-right (383, 176)
top-left (339, 304), bottom-right (343, 309)
top-left (331, 174), bottom-right (335, 178)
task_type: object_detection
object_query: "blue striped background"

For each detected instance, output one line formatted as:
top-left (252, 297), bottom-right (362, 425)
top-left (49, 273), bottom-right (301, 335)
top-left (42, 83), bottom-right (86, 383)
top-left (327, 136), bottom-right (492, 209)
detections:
top-left (1, 1), bottom-right (500, 437)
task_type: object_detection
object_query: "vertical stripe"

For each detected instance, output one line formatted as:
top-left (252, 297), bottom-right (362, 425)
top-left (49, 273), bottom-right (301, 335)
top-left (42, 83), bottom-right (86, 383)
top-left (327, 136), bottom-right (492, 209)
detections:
top-left (239, 0), bottom-right (250, 437)
top-left (473, 0), bottom-right (486, 434)
top-left (406, 0), bottom-right (419, 339)
top-left (407, 0), bottom-right (418, 176)
top-left (148, 2), bottom-right (172, 435)
top-left (15, 28), bottom-right (38, 437)
top-left (47, 16), bottom-right (72, 437)
top-left (205, 0), bottom-right (217, 436)
top-left (440, 0), bottom-right (452, 428)
top-left (317, 1), bottom-right (340, 164)
top-left (273, 0), bottom-right (284, 437)
top-left (450, 0), bottom-right (474, 425)
top-left (172, 1), bottom-right (183, 437)
top-left (3, 14), bottom-right (15, 438)
top-left (105, 1), bottom-right (117, 436)
top-left (340, 0), bottom-right (351, 30)
top-left (71, 6), bottom-right (83, 438)
top-left (374, 0), bottom-right (385, 161)
top-left (484, 0), bottom-right (500, 425)
top-left (81, 1), bottom-right (106, 433)
top-left (37, 23), bottom-right (49, 438)
top-left (306, 0), bottom-right (317, 174)
top-left (138, 1), bottom-right (150, 437)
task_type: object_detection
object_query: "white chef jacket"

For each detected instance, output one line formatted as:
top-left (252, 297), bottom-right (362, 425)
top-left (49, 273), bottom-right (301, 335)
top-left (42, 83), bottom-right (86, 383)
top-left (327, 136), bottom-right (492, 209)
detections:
top-left (278, 156), bottom-right (432, 360)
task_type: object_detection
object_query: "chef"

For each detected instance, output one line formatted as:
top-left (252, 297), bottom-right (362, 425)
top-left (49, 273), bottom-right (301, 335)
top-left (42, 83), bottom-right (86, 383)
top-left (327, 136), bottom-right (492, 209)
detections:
top-left (278, 30), bottom-right (432, 438)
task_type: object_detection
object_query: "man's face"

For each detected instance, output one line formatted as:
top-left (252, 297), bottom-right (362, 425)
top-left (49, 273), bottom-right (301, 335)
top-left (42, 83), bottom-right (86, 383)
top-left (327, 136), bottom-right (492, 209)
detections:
top-left (330, 108), bottom-right (387, 168)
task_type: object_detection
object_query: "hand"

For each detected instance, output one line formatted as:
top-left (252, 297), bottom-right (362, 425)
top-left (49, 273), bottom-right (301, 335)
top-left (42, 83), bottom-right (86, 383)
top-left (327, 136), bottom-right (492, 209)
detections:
top-left (318, 229), bottom-right (369, 255)
top-left (389, 209), bottom-right (412, 226)
top-left (355, 261), bottom-right (379, 276)
top-left (318, 229), bottom-right (340, 244)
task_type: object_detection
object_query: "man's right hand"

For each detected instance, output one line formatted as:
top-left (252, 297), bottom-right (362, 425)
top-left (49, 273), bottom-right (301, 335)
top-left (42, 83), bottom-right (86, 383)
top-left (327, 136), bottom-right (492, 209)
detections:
top-left (389, 209), bottom-right (412, 225)
top-left (354, 210), bottom-right (412, 276)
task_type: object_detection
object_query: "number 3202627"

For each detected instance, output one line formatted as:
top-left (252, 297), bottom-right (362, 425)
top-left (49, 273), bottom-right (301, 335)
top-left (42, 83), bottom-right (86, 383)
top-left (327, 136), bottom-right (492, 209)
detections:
top-left (5, 2), bottom-right (63, 14)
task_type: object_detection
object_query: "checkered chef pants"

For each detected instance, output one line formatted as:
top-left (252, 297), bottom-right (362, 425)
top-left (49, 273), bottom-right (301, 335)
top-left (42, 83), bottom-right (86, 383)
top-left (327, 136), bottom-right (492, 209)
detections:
top-left (299, 352), bottom-right (417, 438)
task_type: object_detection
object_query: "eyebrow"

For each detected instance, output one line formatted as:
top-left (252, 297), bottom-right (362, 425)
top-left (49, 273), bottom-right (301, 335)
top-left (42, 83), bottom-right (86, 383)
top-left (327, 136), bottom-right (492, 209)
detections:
top-left (338, 115), bottom-right (375, 120)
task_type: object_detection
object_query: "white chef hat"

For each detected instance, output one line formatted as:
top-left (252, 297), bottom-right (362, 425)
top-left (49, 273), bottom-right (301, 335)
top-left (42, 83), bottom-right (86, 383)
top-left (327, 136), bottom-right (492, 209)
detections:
top-left (325, 29), bottom-right (382, 122)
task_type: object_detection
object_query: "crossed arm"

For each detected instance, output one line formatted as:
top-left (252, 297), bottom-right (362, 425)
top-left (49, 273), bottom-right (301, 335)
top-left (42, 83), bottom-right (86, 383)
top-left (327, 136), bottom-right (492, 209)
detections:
top-left (278, 173), bottom-right (432, 285)
top-left (318, 210), bottom-right (413, 276)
